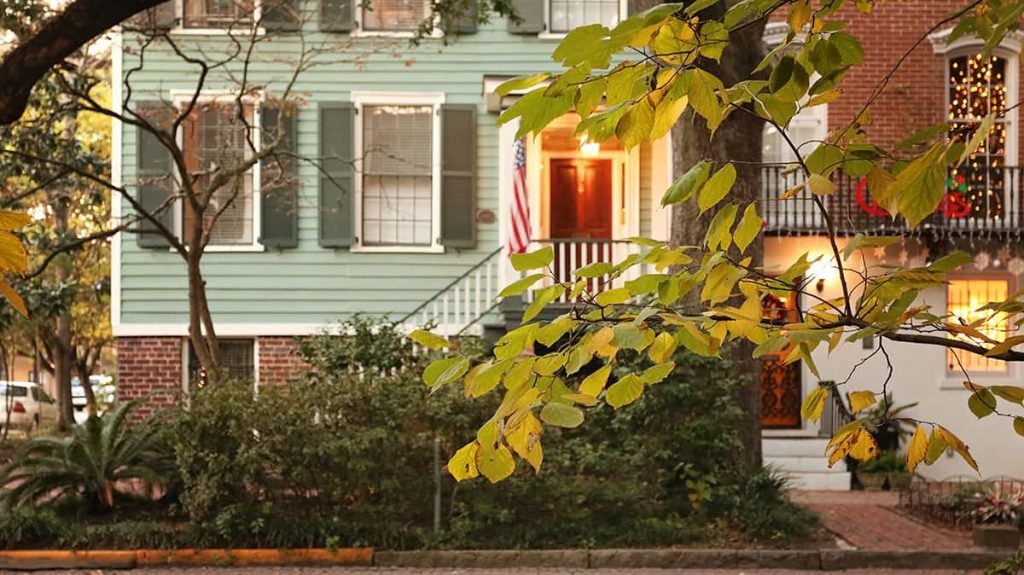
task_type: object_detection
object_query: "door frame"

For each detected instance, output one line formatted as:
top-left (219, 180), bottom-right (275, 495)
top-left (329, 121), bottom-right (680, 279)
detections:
top-left (535, 148), bottom-right (639, 241)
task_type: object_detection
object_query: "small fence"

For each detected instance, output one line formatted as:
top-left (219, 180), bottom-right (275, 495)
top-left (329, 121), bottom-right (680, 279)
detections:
top-left (898, 476), bottom-right (1024, 530)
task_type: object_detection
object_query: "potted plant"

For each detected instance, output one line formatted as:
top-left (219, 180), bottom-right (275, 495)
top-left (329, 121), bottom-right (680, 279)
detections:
top-left (971, 487), bottom-right (1023, 549)
top-left (854, 452), bottom-right (889, 491)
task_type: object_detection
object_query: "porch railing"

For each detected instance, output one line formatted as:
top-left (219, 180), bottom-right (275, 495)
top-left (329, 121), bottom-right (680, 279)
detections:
top-left (818, 380), bottom-right (855, 439)
top-left (761, 165), bottom-right (1024, 236)
top-left (401, 247), bottom-right (504, 337)
top-left (523, 238), bottom-right (652, 304)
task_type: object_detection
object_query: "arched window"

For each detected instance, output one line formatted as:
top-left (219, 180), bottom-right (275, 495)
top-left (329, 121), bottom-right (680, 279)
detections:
top-left (948, 52), bottom-right (1013, 220)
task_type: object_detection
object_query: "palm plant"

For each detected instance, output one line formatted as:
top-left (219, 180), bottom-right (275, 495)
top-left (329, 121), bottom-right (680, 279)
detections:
top-left (0, 400), bottom-right (176, 512)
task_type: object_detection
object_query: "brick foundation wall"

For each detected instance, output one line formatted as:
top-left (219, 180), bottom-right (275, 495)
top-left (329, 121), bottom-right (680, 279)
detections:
top-left (258, 336), bottom-right (308, 386)
top-left (116, 337), bottom-right (183, 416)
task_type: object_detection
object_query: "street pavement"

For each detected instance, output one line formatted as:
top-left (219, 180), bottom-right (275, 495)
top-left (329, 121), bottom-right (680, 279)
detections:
top-left (8, 569), bottom-right (986, 574)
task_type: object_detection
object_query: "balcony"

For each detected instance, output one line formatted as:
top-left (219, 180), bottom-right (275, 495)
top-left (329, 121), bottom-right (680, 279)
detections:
top-left (761, 166), bottom-right (1024, 236)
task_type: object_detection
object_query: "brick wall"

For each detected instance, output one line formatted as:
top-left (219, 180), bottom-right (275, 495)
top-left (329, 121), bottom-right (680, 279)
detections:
top-left (116, 336), bottom-right (308, 407)
top-left (116, 337), bottom-right (182, 416)
top-left (770, 1), bottom-right (1024, 162)
top-left (258, 336), bottom-right (308, 386)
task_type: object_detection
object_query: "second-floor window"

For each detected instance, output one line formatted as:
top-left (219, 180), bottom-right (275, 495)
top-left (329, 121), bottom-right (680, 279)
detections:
top-left (361, 104), bottom-right (434, 246)
top-left (182, 102), bottom-right (256, 246)
top-left (183, 0), bottom-right (254, 28)
top-left (947, 277), bottom-right (1010, 374)
top-left (361, 0), bottom-right (428, 31)
top-left (948, 52), bottom-right (1014, 220)
top-left (548, 0), bottom-right (621, 33)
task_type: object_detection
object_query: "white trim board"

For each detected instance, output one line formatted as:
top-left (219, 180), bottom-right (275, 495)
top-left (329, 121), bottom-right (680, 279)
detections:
top-left (111, 30), bottom-right (124, 331)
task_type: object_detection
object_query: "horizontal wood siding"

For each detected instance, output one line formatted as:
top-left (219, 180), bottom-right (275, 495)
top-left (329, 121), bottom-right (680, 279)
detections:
top-left (118, 20), bottom-right (639, 327)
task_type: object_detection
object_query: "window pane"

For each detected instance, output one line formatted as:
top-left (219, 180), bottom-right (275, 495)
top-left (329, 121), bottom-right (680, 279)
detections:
top-left (183, 103), bottom-right (255, 246)
top-left (949, 53), bottom-right (1010, 219)
top-left (548, 0), bottom-right (620, 33)
top-left (362, 105), bottom-right (433, 246)
top-left (184, 0), bottom-right (254, 27)
top-left (947, 278), bottom-right (1010, 373)
top-left (188, 339), bottom-right (255, 384)
top-left (362, 0), bottom-right (427, 31)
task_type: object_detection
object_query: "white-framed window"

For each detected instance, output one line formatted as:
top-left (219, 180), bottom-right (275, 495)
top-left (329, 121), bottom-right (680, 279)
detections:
top-left (946, 51), bottom-right (1017, 220)
top-left (546, 0), bottom-right (624, 34)
top-left (352, 92), bottom-right (444, 252)
top-left (359, 0), bottom-right (429, 32)
top-left (762, 103), bottom-right (827, 166)
top-left (946, 276), bottom-right (1012, 374)
top-left (179, 0), bottom-right (257, 29)
top-left (172, 93), bottom-right (263, 251)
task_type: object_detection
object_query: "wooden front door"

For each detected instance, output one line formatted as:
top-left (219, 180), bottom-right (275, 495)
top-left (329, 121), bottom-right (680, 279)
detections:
top-left (549, 159), bottom-right (613, 283)
top-left (760, 291), bottom-right (803, 429)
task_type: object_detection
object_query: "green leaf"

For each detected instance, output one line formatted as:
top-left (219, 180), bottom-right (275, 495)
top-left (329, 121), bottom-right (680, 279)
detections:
top-left (968, 389), bottom-right (996, 419)
top-left (470, 359), bottom-right (514, 398)
top-left (1014, 416), bottom-right (1024, 437)
top-left (960, 113), bottom-right (996, 164)
top-left (523, 285), bottom-right (564, 323)
top-left (651, 94), bottom-right (688, 140)
top-left (733, 203), bottom-right (761, 254)
top-left (499, 273), bottom-right (546, 297)
top-left (595, 287), bottom-right (631, 306)
top-left (423, 356), bottom-right (470, 391)
top-left (540, 402), bottom-right (585, 428)
top-left (408, 329), bottom-right (450, 350)
top-left (499, 88), bottom-right (575, 138)
top-left (579, 364), bottom-right (612, 397)
top-left (511, 246), bottom-right (554, 271)
top-left (496, 73), bottom-right (551, 96)
top-left (805, 144), bottom-right (845, 177)
top-left (606, 373), bottom-right (644, 409)
top-left (701, 262), bottom-right (745, 305)
top-left (641, 361), bottom-right (675, 384)
top-left (661, 160), bottom-right (711, 206)
top-left (808, 173), bottom-right (836, 196)
top-left (624, 274), bottom-right (667, 295)
top-left (533, 352), bottom-right (567, 376)
top-left (536, 315), bottom-right (577, 347)
top-left (990, 385), bottom-right (1024, 404)
top-left (552, 23), bottom-right (613, 68)
top-left (927, 251), bottom-right (973, 272)
top-left (575, 261), bottom-right (615, 278)
top-left (697, 163), bottom-right (736, 214)
top-left (687, 69), bottom-right (724, 131)
top-left (494, 324), bottom-right (538, 361)
top-left (616, 98), bottom-right (655, 148)
top-left (565, 345), bottom-right (594, 376)
top-left (894, 143), bottom-right (947, 228)
top-left (612, 323), bottom-right (648, 350)
top-left (576, 77), bottom-right (607, 119)
top-left (831, 31), bottom-right (863, 65)
top-left (704, 202), bottom-right (738, 250)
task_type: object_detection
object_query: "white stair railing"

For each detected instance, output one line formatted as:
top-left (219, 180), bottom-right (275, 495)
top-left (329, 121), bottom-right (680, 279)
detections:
top-left (524, 238), bottom-right (650, 304)
top-left (401, 247), bottom-right (504, 337)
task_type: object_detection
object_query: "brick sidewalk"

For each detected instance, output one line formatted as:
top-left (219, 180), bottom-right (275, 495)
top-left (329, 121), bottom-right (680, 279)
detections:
top-left (794, 491), bottom-right (974, 551)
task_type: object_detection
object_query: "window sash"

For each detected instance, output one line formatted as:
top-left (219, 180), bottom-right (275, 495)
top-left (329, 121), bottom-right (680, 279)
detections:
top-left (548, 0), bottom-right (620, 33)
top-left (187, 339), bottom-right (255, 384)
top-left (947, 278), bottom-right (1010, 374)
top-left (361, 0), bottom-right (428, 31)
top-left (181, 102), bottom-right (256, 246)
top-left (360, 104), bottom-right (434, 247)
top-left (183, 0), bottom-right (255, 28)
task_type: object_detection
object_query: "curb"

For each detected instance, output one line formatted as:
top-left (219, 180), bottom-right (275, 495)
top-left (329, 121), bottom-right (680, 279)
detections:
top-left (0, 547), bottom-right (1012, 571)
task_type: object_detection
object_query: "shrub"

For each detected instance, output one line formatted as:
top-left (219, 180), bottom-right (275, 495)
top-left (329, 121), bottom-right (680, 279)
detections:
top-left (0, 401), bottom-right (177, 512)
top-left (0, 507), bottom-right (65, 549)
top-left (726, 467), bottom-right (819, 543)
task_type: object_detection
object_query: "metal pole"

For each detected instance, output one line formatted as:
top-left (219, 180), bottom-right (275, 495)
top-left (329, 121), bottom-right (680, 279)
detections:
top-left (433, 436), bottom-right (442, 532)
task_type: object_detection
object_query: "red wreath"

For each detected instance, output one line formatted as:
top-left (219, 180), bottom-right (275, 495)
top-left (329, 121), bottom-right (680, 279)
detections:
top-left (855, 178), bottom-right (890, 218)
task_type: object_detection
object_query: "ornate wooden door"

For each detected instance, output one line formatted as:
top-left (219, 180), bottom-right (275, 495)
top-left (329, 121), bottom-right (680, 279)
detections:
top-left (760, 290), bottom-right (802, 429)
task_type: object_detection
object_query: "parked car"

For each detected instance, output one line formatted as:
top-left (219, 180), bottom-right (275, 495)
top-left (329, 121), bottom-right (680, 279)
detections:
top-left (71, 375), bottom-right (116, 424)
top-left (0, 381), bottom-right (58, 435)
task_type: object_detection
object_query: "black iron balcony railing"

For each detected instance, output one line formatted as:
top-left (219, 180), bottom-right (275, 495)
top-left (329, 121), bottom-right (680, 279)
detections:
top-left (761, 165), bottom-right (1024, 236)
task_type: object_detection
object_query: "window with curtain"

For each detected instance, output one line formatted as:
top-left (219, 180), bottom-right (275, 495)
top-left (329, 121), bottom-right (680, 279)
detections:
top-left (182, 102), bottom-right (255, 246)
top-left (361, 104), bottom-right (434, 246)
top-left (948, 53), bottom-right (1013, 220)
top-left (361, 0), bottom-right (427, 31)
top-left (548, 0), bottom-right (620, 33)
top-left (183, 0), bottom-right (254, 27)
top-left (947, 278), bottom-right (1010, 373)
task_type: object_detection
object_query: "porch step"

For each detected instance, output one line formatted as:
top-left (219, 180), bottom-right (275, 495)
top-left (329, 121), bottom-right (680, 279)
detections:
top-left (763, 437), bottom-right (851, 492)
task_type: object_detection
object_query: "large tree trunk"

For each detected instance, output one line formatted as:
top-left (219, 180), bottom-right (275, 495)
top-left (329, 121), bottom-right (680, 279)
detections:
top-left (52, 194), bottom-right (76, 431)
top-left (669, 3), bottom-right (767, 476)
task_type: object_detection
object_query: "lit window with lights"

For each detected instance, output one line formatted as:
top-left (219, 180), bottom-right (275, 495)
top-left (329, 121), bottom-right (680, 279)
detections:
top-left (948, 53), bottom-right (1014, 221)
top-left (947, 278), bottom-right (1011, 374)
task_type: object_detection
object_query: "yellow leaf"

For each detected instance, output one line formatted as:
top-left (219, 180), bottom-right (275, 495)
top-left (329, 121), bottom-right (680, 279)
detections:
top-left (787, 0), bottom-right (812, 32)
top-left (448, 442), bottom-right (480, 481)
top-left (907, 426), bottom-right (928, 473)
top-left (0, 280), bottom-right (27, 317)
top-left (579, 364), bottom-right (612, 397)
top-left (801, 385), bottom-right (828, 422)
top-left (0, 231), bottom-right (28, 274)
top-left (779, 184), bottom-right (805, 200)
top-left (647, 332), bottom-right (677, 364)
top-left (409, 329), bottom-right (451, 350)
top-left (477, 442), bottom-right (516, 483)
top-left (808, 173), bottom-right (837, 196)
top-left (0, 210), bottom-right (31, 231)
top-left (847, 428), bottom-right (880, 462)
top-left (606, 373), bottom-right (644, 409)
top-left (587, 326), bottom-right (618, 358)
top-left (936, 426), bottom-right (978, 472)
top-left (506, 412), bottom-right (544, 472)
top-left (848, 390), bottom-right (877, 413)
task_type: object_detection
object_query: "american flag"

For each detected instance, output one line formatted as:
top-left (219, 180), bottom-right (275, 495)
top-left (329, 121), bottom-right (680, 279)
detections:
top-left (508, 138), bottom-right (532, 255)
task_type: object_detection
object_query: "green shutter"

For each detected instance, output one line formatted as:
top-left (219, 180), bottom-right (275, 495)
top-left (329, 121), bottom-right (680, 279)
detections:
top-left (320, 0), bottom-right (356, 31)
top-left (440, 105), bottom-right (476, 249)
top-left (136, 101), bottom-right (175, 249)
top-left (508, 0), bottom-right (545, 33)
top-left (445, 0), bottom-right (478, 34)
top-left (260, 106), bottom-right (299, 248)
top-left (318, 102), bottom-right (356, 248)
top-left (263, 0), bottom-right (302, 31)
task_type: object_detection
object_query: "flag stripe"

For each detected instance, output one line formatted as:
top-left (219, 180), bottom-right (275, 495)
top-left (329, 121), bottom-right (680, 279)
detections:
top-left (508, 138), bottom-right (531, 255)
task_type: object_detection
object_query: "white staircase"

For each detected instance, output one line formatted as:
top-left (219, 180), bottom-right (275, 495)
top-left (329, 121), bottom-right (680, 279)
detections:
top-left (763, 437), bottom-right (852, 491)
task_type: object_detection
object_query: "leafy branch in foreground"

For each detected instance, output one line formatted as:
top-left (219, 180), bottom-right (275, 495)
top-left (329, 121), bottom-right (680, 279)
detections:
top-left (418, 0), bottom-right (1024, 482)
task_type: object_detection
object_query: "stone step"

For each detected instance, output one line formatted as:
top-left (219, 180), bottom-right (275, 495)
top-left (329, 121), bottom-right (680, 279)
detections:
top-left (765, 454), bottom-right (835, 473)
top-left (762, 436), bottom-right (831, 458)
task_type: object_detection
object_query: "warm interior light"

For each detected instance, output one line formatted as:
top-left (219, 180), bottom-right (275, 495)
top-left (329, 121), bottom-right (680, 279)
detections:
top-left (579, 134), bottom-right (600, 157)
